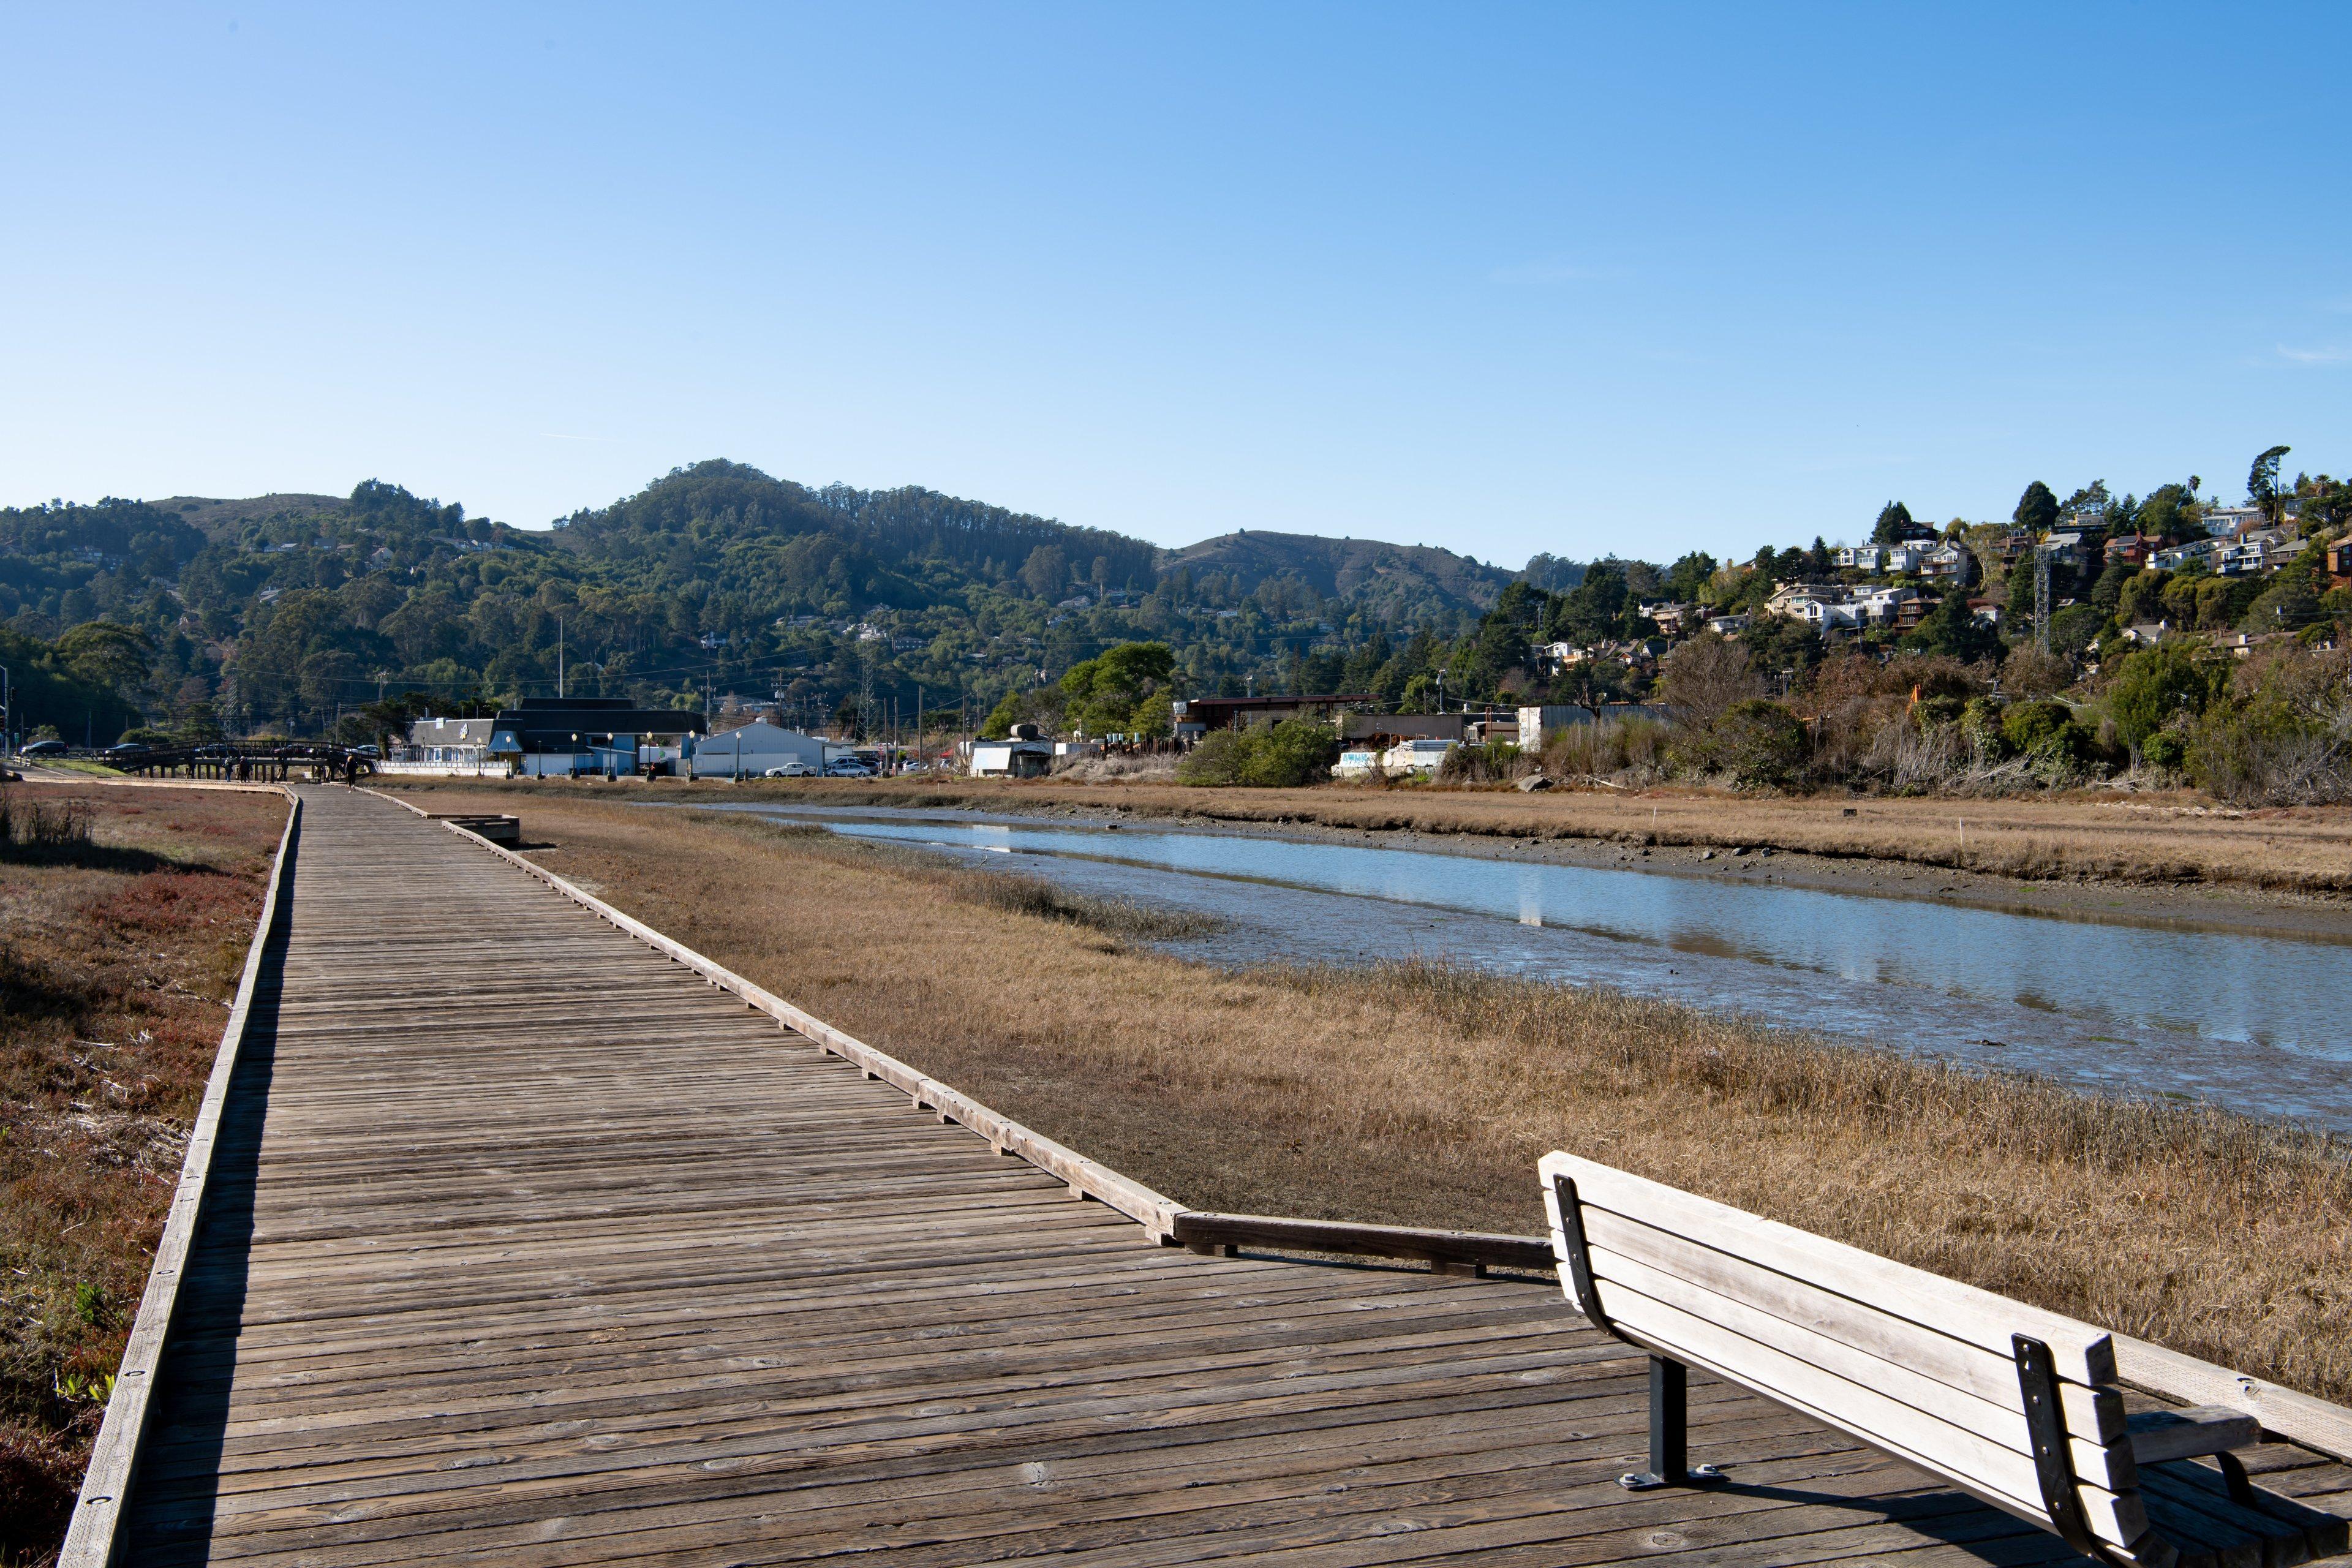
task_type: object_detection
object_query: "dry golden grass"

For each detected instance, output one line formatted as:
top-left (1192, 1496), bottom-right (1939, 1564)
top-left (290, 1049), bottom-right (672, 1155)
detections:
top-left (387, 772), bottom-right (2352, 895)
top-left (408, 786), bottom-right (2352, 1412)
top-left (0, 783), bottom-right (284, 1564)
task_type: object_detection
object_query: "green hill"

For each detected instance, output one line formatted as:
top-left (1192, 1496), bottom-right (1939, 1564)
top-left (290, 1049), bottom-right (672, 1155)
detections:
top-left (0, 461), bottom-right (1520, 740)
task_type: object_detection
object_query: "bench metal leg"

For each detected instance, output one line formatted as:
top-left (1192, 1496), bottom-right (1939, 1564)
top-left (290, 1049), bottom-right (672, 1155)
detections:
top-left (1620, 1356), bottom-right (1725, 1491)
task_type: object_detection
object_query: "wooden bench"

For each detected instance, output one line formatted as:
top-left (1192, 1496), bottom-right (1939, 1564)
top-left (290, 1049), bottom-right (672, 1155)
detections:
top-left (1540, 1152), bottom-right (2350, 1568)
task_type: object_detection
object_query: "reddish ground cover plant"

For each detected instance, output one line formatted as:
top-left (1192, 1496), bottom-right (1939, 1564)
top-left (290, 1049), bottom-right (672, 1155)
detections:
top-left (0, 784), bottom-right (282, 1564)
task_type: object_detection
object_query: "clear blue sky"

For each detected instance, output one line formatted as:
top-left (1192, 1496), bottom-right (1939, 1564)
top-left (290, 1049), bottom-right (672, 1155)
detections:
top-left (5, 4), bottom-right (2346, 568)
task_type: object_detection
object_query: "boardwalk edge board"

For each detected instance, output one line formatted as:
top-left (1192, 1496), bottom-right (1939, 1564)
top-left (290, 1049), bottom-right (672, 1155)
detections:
top-left (60, 788), bottom-right (302, 1567)
top-left (364, 786), bottom-right (2352, 1469)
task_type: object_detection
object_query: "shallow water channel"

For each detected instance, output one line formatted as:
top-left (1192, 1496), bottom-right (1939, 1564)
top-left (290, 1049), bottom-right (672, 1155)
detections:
top-left (677, 802), bottom-right (2352, 1129)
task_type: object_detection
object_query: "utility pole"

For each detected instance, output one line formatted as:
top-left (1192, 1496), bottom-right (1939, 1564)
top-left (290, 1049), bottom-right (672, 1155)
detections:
top-left (2035, 545), bottom-right (2052, 655)
top-left (557, 616), bottom-right (565, 699)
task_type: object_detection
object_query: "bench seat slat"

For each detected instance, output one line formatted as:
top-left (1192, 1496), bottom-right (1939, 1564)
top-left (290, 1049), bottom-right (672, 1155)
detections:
top-left (1578, 1232), bottom-right (2131, 1487)
top-left (1570, 1204), bottom-right (2124, 1439)
top-left (2127, 1409), bottom-right (2263, 1467)
top-left (1569, 1261), bottom-right (2147, 1545)
top-left (1542, 1152), bottom-right (2117, 1385)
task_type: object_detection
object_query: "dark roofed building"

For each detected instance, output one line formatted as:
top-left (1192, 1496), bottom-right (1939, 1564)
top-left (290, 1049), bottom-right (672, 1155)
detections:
top-left (488, 696), bottom-right (709, 777)
top-left (1170, 694), bottom-right (1378, 736)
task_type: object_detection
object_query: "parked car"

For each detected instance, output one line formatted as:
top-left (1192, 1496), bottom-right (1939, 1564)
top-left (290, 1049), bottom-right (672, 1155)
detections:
top-left (824, 758), bottom-right (875, 777)
top-left (762, 761), bottom-right (819, 778)
top-left (18, 739), bottom-right (67, 757)
top-left (105, 741), bottom-right (153, 761)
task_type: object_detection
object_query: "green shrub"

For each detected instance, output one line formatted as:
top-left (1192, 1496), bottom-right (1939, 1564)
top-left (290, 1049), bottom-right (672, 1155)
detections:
top-left (2000, 699), bottom-right (2073, 755)
top-left (1438, 739), bottom-right (1523, 783)
top-left (1175, 719), bottom-right (1339, 788)
top-left (1714, 699), bottom-right (1806, 788)
top-left (1913, 695), bottom-right (1966, 729)
top-left (2141, 729), bottom-right (2188, 772)
top-left (1961, 696), bottom-right (2009, 759)
top-left (2184, 696), bottom-right (2348, 804)
top-left (2106, 643), bottom-right (2226, 748)
top-left (1174, 730), bottom-right (1248, 786)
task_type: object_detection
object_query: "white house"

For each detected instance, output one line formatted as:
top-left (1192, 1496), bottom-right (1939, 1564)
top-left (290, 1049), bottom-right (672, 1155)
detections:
top-left (1853, 586), bottom-right (1920, 625)
top-left (401, 716), bottom-right (495, 766)
top-left (688, 721), bottom-right (828, 779)
top-left (1919, 543), bottom-right (1972, 582)
top-left (2202, 505), bottom-right (2264, 538)
top-left (2152, 538), bottom-right (2223, 572)
top-left (1834, 544), bottom-right (1885, 571)
top-left (967, 737), bottom-right (1052, 777)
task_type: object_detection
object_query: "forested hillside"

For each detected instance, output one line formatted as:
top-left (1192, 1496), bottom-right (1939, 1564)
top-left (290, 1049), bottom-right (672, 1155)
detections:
top-left (0, 461), bottom-right (1509, 742)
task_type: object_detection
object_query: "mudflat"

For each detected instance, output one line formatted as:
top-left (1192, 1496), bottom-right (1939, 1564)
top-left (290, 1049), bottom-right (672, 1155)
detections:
top-left (390, 772), bottom-right (2352, 934)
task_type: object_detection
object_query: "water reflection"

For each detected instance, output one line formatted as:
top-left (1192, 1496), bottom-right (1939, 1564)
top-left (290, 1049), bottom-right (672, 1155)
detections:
top-left (675, 802), bottom-right (2352, 1128)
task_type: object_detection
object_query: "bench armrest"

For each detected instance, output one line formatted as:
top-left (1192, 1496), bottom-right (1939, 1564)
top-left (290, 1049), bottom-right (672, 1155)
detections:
top-left (2125, 1406), bottom-right (2261, 1466)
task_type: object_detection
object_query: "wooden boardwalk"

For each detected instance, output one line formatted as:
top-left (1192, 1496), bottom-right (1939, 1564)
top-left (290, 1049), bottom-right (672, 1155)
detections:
top-left (106, 786), bottom-right (2352, 1565)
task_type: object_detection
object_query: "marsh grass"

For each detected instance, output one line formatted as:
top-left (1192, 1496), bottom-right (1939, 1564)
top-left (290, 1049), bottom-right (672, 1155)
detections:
top-left (0, 790), bottom-right (92, 858)
top-left (415, 786), bottom-right (2352, 1410)
top-left (687, 812), bottom-right (1219, 941)
top-left (0, 785), bottom-right (283, 1562)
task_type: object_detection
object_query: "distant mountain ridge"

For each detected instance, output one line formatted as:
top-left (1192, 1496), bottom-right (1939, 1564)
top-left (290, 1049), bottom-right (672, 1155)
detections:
top-left (1161, 530), bottom-right (1517, 619)
top-left (1, 459), bottom-right (1547, 735)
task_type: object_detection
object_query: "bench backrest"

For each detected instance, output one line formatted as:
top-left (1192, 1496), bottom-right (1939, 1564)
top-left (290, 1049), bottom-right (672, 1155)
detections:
top-left (1540, 1152), bottom-right (2152, 1558)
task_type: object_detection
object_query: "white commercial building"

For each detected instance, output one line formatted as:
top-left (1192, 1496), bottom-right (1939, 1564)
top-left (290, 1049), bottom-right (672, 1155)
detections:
top-left (688, 722), bottom-right (829, 779)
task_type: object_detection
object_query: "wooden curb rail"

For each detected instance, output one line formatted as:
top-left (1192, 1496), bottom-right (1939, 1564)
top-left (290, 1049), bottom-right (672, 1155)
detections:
top-left (59, 790), bottom-right (301, 1568)
top-left (371, 786), bottom-right (2352, 1469)
top-left (362, 788), bottom-right (1187, 1242)
top-left (1171, 1212), bottom-right (1556, 1276)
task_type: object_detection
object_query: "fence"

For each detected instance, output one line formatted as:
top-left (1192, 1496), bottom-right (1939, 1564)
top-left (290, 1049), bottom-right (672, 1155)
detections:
top-left (374, 758), bottom-right (514, 778)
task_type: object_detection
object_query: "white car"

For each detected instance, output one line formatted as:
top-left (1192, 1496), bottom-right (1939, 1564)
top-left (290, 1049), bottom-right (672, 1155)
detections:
top-left (762, 761), bottom-right (819, 778)
top-left (824, 758), bottom-right (875, 778)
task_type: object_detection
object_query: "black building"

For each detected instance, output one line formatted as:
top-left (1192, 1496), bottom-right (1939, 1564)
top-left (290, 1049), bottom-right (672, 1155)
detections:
top-left (487, 696), bottom-right (709, 777)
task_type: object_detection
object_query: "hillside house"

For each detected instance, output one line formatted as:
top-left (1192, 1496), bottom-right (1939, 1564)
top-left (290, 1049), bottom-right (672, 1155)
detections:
top-left (1918, 543), bottom-right (1972, 582)
top-left (2152, 538), bottom-right (2223, 572)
